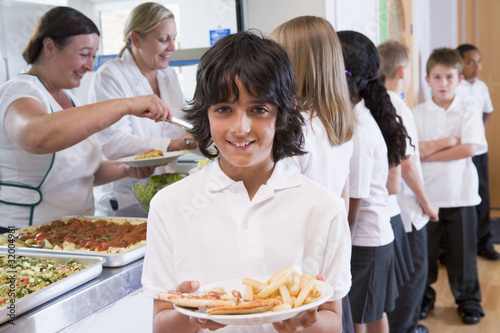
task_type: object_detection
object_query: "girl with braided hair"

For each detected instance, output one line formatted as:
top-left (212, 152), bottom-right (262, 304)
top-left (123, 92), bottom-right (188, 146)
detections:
top-left (338, 30), bottom-right (410, 333)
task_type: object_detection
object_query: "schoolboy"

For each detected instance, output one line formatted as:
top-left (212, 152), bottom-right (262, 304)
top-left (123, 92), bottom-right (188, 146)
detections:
top-left (141, 31), bottom-right (352, 333)
top-left (378, 40), bottom-right (439, 333)
top-left (455, 44), bottom-right (499, 260)
top-left (413, 47), bottom-right (486, 325)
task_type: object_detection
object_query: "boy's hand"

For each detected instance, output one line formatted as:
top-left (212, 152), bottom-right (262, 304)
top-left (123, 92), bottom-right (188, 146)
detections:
top-left (176, 280), bottom-right (227, 331)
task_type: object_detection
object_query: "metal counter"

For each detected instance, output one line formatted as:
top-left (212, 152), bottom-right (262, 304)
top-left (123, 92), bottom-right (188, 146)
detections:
top-left (0, 258), bottom-right (144, 332)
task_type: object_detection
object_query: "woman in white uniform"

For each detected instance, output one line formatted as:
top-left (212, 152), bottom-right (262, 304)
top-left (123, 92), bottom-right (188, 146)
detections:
top-left (0, 7), bottom-right (171, 228)
top-left (89, 2), bottom-right (197, 217)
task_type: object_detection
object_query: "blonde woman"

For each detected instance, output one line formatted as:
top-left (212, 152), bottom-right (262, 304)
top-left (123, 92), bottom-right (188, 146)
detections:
top-left (270, 16), bottom-right (355, 207)
top-left (89, 2), bottom-right (196, 217)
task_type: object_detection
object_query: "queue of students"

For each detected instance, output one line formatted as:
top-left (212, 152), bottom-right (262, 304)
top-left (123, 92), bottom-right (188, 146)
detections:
top-left (0, 3), bottom-right (495, 333)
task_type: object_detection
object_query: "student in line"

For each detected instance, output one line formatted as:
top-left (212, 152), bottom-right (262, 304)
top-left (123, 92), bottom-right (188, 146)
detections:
top-left (141, 31), bottom-right (352, 333)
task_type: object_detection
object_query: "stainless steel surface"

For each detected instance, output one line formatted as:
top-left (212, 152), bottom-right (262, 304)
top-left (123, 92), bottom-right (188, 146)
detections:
top-left (0, 258), bottom-right (144, 333)
top-left (0, 252), bottom-right (104, 326)
top-left (166, 116), bottom-right (194, 131)
top-left (0, 216), bottom-right (147, 267)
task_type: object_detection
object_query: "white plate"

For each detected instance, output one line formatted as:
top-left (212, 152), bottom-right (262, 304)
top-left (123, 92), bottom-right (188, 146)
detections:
top-left (173, 276), bottom-right (333, 326)
top-left (117, 151), bottom-right (185, 167)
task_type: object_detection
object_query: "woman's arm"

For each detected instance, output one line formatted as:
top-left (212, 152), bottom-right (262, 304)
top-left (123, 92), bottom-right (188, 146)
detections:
top-left (93, 161), bottom-right (155, 186)
top-left (4, 94), bottom-right (170, 154)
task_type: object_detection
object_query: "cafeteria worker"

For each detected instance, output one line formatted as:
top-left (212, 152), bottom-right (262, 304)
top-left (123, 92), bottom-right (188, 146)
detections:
top-left (89, 2), bottom-right (197, 217)
top-left (0, 6), bottom-right (171, 228)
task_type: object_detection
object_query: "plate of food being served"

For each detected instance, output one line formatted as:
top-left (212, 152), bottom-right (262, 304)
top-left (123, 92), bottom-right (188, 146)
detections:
top-left (117, 150), bottom-right (185, 167)
top-left (160, 265), bottom-right (334, 326)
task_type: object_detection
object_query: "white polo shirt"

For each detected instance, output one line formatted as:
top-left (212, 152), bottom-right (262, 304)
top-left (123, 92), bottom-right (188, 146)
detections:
top-left (413, 96), bottom-right (485, 207)
top-left (388, 91), bottom-right (429, 232)
top-left (284, 110), bottom-right (353, 196)
top-left (349, 100), bottom-right (394, 247)
top-left (142, 159), bottom-right (352, 332)
top-left (455, 78), bottom-right (494, 155)
top-left (88, 49), bottom-right (186, 211)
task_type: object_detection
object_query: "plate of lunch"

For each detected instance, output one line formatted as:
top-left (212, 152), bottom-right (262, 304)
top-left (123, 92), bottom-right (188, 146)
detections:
top-left (117, 150), bottom-right (185, 167)
top-left (162, 265), bottom-right (334, 326)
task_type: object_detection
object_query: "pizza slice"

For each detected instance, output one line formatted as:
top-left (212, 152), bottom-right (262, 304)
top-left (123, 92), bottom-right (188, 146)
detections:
top-left (159, 288), bottom-right (241, 308)
top-left (205, 298), bottom-right (282, 315)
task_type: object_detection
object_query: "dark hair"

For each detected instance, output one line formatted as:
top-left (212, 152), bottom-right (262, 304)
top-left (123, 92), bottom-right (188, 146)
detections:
top-left (456, 43), bottom-right (479, 58)
top-left (338, 30), bottom-right (408, 167)
top-left (22, 6), bottom-right (100, 64)
top-left (426, 47), bottom-right (462, 76)
top-left (184, 30), bottom-right (305, 161)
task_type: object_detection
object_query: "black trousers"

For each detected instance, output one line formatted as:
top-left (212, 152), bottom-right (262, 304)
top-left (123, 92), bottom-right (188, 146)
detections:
top-left (473, 153), bottom-right (494, 250)
top-left (388, 224), bottom-right (428, 333)
top-left (423, 206), bottom-right (483, 313)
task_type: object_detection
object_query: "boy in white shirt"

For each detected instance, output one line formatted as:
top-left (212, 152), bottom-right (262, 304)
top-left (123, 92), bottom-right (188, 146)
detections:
top-left (141, 31), bottom-right (352, 333)
top-left (455, 44), bottom-right (498, 260)
top-left (378, 40), bottom-right (439, 333)
top-left (413, 48), bottom-right (486, 325)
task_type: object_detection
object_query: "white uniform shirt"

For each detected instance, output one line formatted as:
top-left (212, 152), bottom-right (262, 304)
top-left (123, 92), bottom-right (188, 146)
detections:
top-left (88, 49), bottom-right (186, 211)
top-left (349, 100), bottom-right (394, 247)
top-left (413, 96), bottom-right (485, 207)
top-left (389, 91), bottom-right (429, 232)
top-left (0, 74), bottom-right (100, 227)
top-left (455, 78), bottom-right (493, 155)
top-left (284, 111), bottom-right (353, 196)
top-left (142, 160), bottom-right (352, 333)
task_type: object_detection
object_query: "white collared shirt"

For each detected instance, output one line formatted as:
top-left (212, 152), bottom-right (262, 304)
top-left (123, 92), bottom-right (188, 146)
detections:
top-left (88, 49), bottom-right (186, 210)
top-left (142, 159), bottom-right (352, 332)
top-left (388, 91), bottom-right (429, 232)
top-left (455, 78), bottom-right (493, 154)
top-left (413, 96), bottom-right (484, 207)
top-left (284, 111), bottom-right (353, 196)
top-left (0, 74), bottom-right (100, 226)
top-left (349, 100), bottom-right (394, 247)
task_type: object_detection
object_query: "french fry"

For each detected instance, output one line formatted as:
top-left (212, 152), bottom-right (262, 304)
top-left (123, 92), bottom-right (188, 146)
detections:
top-left (257, 273), bottom-right (289, 299)
top-left (267, 264), bottom-right (295, 284)
top-left (242, 278), bottom-right (267, 292)
top-left (279, 285), bottom-right (293, 304)
top-left (311, 280), bottom-right (322, 298)
top-left (244, 285), bottom-right (254, 302)
top-left (272, 303), bottom-right (292, 312)
top-left (289, 272), bottom-right (301, 297)
top-left (293, 278), bottom-right (316, 308)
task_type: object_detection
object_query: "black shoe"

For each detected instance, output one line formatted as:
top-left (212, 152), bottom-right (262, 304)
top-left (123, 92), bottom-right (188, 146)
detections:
top-left (458, 308), bottom-right (482, 324)
top-left (413, 324), bottom-right (429, 333)
top-left (478, 247), bottom-right (500, 260)
top-left (419, 301), bottom-right (434, 320)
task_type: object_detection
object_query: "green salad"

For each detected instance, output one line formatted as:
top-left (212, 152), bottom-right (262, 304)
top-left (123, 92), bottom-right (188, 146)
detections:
top-left (133, 173), bottom-right (182, 211)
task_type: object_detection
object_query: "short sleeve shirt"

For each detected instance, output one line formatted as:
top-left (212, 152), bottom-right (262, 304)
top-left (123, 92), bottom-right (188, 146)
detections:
top-left (142, 160), bottom-right (352, 332)
top-left (349, 100), bottom-right (393, 247)
top-left (413, 96), bottom-right (483, 207)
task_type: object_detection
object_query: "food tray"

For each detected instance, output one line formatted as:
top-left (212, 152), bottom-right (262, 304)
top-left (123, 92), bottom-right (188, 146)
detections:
top-left (0, 216), bottom-right (147, 267)
top-left (0, 251), bottom-right (105, 325)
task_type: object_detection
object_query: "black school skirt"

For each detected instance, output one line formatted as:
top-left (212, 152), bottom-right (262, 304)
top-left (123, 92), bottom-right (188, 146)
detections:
top-left (349, 242), bottom-right (398, 323)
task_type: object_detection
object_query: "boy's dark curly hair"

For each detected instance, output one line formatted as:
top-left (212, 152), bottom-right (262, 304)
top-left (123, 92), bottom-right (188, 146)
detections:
top-left (184, 30), bottom-right (305, 161)
top-left (338, 31), bottom-right (408, 167)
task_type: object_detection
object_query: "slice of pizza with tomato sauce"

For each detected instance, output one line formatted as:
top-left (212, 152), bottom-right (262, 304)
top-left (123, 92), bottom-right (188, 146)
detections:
top-left (160, 287), bottom-right (241, 308)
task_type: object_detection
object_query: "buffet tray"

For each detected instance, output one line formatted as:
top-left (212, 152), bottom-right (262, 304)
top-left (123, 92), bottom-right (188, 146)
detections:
top-left (0, 251), bottom-right (105, 325)
top-left (0, 216), bottom-right (147, 267)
